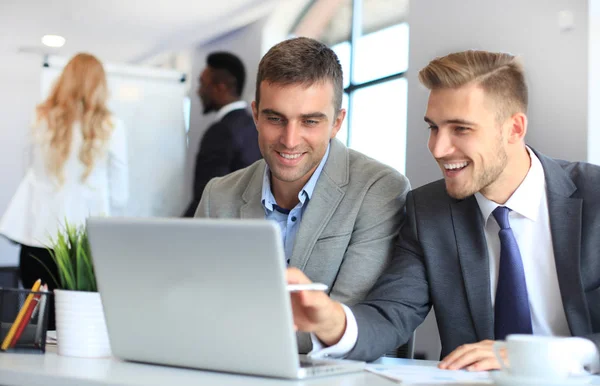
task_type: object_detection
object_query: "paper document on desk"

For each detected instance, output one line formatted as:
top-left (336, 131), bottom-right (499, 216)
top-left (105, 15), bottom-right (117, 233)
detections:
top-left (365, 364), bottom-right (492, 384)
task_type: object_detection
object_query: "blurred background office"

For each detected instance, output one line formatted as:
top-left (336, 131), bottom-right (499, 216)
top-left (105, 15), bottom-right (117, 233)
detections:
top-left (1, 0), bottom-right (599, 360)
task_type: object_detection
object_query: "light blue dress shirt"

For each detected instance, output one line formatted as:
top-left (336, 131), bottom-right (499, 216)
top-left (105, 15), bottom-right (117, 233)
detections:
top-left (261, 144), bottom-right (330, 263)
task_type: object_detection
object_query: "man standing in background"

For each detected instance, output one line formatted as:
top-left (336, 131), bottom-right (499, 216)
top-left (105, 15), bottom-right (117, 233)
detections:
top-left (183, 52), bottom-right (261, 217)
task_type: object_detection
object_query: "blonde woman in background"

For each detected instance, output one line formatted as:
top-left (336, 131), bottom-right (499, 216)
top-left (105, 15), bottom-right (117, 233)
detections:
top-left (0, 53), bottom-right (129, 329)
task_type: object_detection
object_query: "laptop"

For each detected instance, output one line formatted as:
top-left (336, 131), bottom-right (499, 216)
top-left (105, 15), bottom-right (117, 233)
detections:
top-left (87, 217), bottom-right (365, 379)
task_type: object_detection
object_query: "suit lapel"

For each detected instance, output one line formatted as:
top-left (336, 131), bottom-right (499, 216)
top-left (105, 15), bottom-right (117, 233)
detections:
top-left (451, 197), bottom-right (494, 341)
top-left (448, 150), bottom-right (589, 340)
top-left (536, 151), bottom-right (590, 335)
top-left (289, 139), bottom-right (347, 269)
top-left (240, 161), bottom-right (268, 219)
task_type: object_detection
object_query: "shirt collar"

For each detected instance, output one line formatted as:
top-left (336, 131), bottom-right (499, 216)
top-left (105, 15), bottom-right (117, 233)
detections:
top-left (215, 100), bottom-right (248, 121)
top-left (475, 146), bottom-right (545, 222)
top-left (261, 143), bottom-right (331, 213)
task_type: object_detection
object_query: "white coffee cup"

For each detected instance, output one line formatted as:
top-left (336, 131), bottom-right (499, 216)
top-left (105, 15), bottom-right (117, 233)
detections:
top-left (493, 335), bottom-right (599, 380)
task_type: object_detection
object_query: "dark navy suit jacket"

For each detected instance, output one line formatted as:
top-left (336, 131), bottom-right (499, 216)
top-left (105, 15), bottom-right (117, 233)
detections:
top-left (183, 108), bottom-right (261, 217)
top-left (348, 149), bottom-right (600, 361)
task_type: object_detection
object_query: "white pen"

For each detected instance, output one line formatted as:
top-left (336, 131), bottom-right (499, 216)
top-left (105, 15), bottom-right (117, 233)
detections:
top-left (286, 283), bottom-right (329, 292)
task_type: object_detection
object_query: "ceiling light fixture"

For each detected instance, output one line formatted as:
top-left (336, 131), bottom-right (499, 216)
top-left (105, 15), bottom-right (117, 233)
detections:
top-left (41, 35), bottom-right (66, 48)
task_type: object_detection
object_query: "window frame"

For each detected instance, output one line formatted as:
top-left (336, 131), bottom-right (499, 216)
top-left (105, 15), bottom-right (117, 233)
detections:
top-left (344, 0), bottom-right (407, 146)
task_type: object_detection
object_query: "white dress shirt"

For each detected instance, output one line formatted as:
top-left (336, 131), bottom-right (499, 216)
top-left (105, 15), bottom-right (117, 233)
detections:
top-left (0, 117), bottom-right (129, 247)
top-left (476, 147), bottom-right (570, 337)
top-left (215, 100), bottom-right (248, 122)
top-left (309, 147), bottom-right (570, 359)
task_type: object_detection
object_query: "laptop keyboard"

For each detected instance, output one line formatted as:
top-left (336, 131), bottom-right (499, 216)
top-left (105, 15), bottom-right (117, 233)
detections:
top-left (299, 358), bottom-right (332, 368)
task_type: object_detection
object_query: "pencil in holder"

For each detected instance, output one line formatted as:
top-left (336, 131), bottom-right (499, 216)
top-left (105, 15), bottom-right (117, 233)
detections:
top-left (0, 288), bottom-right (51, 353)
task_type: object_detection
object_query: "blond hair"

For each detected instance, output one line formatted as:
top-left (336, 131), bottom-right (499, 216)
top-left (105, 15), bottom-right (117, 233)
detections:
top-left (36, 53), bottom-right (113, 184)
top-left (418, 50), bottom-right (528, 120)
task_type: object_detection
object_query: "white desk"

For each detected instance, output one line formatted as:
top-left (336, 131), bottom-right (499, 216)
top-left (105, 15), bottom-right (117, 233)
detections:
top-left (0, 348), bottom-right (446, 386)
top-left (0, 348), bottom-right (598, 386)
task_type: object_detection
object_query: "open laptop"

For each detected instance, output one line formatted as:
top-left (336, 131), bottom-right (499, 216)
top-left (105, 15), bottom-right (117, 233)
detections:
top-left (87, 217), bottom-right (365, 379)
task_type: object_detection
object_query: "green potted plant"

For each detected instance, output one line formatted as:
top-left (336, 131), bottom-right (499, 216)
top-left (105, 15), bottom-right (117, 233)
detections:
top-left (46, 222), bottom-right (111, 358)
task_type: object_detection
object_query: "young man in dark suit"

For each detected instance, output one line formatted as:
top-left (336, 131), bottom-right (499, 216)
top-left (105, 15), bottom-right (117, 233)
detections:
top-left (287, 50), bottom-right (600, 371)
top-left (183, 52), bottom-right (261, 217)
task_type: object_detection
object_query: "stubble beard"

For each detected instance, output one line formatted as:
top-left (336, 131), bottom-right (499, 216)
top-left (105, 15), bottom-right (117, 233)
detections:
top-left (446, 140), bottom-right (508, 200)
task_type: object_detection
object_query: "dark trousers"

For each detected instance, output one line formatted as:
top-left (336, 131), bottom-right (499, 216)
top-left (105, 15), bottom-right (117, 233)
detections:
top-left (19, 245), bottom-right (58, 330)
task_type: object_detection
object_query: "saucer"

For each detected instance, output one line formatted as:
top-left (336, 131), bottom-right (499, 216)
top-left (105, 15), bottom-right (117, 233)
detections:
top-left (491, 371), bottom-right (593, 386)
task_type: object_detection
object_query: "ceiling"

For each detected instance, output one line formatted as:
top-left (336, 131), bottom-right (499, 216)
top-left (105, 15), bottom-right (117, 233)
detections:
top-left (0, 0), bottom-right (276, 64)
top-left (294, 0), bottom-right (409, 45)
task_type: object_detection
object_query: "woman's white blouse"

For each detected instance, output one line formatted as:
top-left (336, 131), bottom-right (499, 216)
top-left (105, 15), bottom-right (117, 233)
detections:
top-left (0, 118), bottom-right (129, 247)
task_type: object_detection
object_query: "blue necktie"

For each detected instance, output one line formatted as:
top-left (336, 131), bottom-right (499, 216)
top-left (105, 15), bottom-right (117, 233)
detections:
top-left (493, 206), bottom-right (533, 340)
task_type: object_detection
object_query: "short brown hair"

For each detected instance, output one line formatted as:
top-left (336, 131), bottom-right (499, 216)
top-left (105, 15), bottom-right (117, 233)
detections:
top-left (419, 50), bottom-right (528, 120)
top-left (255, 37), bottom-right (343, 114)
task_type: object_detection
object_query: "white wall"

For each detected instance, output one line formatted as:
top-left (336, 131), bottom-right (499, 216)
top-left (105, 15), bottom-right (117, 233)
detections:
top-left (407, 0), bottom-right (589, 189)
top-left (407, 0), bottom-right (590, 360)
top-left (589, 0), bottom-right (600, 165)
top-left (0, 53), bottom-right (42, 266)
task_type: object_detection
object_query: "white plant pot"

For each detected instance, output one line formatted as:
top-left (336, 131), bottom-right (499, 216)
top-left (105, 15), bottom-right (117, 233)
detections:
top-left (54, 289), bottom-right (111, 358)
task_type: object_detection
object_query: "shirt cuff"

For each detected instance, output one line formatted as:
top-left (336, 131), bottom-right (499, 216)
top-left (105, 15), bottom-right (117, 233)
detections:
top-left (307, 304), bottom-right (358, 359)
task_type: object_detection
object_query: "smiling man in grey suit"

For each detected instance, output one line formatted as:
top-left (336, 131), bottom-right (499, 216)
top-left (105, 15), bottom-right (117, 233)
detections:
top-left (288, 50), bottom-right (600, 370)
top-left (195, 37), bottom-right (410, 353)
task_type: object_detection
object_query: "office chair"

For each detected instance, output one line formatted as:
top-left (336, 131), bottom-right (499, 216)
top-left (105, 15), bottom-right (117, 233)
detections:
top-left (385, 332), bottom-right (415, 359)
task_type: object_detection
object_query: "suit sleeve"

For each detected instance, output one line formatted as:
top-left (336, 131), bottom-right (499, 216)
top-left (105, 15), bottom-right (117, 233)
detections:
top-left (327, 171), bottom-right (411, 306)
top-left (296, 170), bottom-right (411, 354)
top-left (346, 191), bottom-right (432, 362)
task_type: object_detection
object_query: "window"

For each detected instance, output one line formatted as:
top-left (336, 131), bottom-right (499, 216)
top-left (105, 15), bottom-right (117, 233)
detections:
top-left (350, 78), bottom-right (407, 172)
top-left (292, 0), bottom-right (409, 173)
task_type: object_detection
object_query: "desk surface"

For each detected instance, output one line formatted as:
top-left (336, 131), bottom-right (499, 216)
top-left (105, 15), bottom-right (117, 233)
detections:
top-left (0, 347), bottom-right (448, 386)
top-left (0, 347), bottom-right (598, 386)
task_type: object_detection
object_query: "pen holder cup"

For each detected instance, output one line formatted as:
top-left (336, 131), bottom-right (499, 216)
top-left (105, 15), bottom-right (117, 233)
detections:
top-left (0, 288), bottom-right (51, 353)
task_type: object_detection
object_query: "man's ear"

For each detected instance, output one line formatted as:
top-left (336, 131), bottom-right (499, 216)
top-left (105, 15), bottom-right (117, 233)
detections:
top-left (214, 82), bottom-right (229, 96)
top-left (251, 101), bottom-right (259, 126)
top-left (506, 112), bottom-right (527, 144)
top-left (331, 109), bottom-right (346, 139)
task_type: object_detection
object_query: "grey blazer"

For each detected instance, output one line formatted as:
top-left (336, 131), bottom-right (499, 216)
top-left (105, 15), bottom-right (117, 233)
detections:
top-left (348, 149), bottom-right (600, 361)
top-left (196, 138), bottom-right (410, 353)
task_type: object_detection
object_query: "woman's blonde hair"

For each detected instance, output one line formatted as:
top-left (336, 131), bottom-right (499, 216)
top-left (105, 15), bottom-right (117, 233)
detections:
top-left (418, 50), bottom-right (528, 121)
top-left (36, 53), bottom-right (114, 183)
